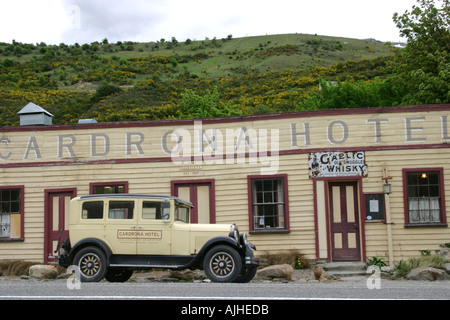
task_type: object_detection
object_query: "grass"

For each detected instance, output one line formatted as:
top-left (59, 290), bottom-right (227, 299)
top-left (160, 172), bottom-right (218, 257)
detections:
top-left (1, 33), bottom-right (396, 83)
top-left (392, 253), bottom-right (450, 279)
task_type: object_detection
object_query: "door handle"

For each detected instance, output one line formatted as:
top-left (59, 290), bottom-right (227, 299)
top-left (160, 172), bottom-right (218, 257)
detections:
top-left (137, 226), bottom-right (143, 229)
top-left (130, 226), bottom-right (136, 229)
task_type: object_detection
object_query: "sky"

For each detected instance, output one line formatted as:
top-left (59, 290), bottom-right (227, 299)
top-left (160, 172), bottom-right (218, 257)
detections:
top-left (0, 0), bottom-right (418, 45)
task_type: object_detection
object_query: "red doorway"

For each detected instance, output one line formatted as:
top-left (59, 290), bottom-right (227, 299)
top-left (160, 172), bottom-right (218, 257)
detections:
top-left (328, 182), bottom-right (361, 261)
top-left (171, 180), bottom-right (215, 224)
top-left (44, 189), bottom-right (76, 263)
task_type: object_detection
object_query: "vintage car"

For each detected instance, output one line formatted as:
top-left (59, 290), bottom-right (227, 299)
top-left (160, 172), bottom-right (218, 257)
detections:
top-left (57, 194), bottom-right (258, 283)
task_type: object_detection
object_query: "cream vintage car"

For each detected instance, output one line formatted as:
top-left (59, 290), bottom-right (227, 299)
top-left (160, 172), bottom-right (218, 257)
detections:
top-left (57, 194), bottom-right (258, 283)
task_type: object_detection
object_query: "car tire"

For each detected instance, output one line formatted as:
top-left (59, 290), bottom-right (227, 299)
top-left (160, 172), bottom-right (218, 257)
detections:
top-left (234, 265), bottom-right (258, 283)
top-left (73, 246), bottom-right (107, 282)
top-left (203, 245), bottom-right (242, 283)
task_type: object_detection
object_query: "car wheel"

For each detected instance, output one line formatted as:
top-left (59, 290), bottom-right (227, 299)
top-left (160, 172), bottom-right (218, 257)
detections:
top-left (234, 265), bottom-right (258, 283)
top-left (105, 268), bottom-right (133, 282)
top-left (73, 246), bottom-right (107, 282)
top-left (203, 245), bottom-right (242, 283)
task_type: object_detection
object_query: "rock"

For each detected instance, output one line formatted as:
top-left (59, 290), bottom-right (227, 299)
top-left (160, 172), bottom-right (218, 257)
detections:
top-left (438, 248), bottom-right (450, 260)
top-left (169, 269), bottom-right (194, 281)
top-left (312, 266), bottom-right (324, 280)
top-left (28, 265), bottom-right (57, 280)
top-left (380, 266), bottom-right (394, 279)
top-left (257, 264), bottom-right (293, 280)
top-left (406, 267), bottom-right (450, 281)
top-left (443, 263), bottom-right (450, 275)
top-left (381, 266), bottom-right (394, 273)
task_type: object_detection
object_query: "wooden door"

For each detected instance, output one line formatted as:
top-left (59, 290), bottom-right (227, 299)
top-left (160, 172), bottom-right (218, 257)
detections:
top-left (329, 182), bottom-right (361, 261)
top-left (172, 180), bottom-right (215, 224)
top-left (44, 189), bottom-right (76, 263)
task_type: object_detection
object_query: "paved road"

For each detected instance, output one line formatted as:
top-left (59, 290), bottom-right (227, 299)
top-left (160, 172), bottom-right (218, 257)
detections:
top-left (1, 277), bottom-right (449, 300)
top-left (1, 278), bottom-right (448, 318)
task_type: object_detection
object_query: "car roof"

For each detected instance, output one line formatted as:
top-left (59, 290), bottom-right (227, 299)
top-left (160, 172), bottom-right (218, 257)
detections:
top-left (77, 194), bottom-right (194, 207)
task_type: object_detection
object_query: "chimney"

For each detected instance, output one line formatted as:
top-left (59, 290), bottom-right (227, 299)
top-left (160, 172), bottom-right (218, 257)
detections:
top-left (17, 102), bottom-right (54, 126)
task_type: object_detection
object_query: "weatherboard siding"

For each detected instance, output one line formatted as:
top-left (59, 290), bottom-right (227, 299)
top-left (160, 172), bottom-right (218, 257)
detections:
top-left (0, 105), bottom-right (449, 264)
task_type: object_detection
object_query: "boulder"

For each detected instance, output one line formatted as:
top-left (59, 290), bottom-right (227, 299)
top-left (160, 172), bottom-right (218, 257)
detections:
top-left (406, 267), bottom-right (450, 281)
top-left (443, 263), bottom-right (450, 275)
top-left (169, 269), bottom-right (194, 281)
top-left (257, 264), bottom-right (293, 280)
top-left (438, 248), bottom-right (450, 260)
top-left (29, 264), bottom-right (58, 280)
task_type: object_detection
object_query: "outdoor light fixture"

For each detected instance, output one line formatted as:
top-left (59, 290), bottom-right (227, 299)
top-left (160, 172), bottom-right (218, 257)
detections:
top-left (383, 182), bottom-right (392, 195)
top-left (421, 173), bottom-right (427, 179)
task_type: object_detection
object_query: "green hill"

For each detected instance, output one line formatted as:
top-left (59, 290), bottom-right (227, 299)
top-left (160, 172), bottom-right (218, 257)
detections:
top-left (0, 33), bottom-right (398, 126)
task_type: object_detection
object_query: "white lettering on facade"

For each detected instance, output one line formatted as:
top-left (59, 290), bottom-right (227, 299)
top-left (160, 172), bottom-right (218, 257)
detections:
top-left (23, 136), bottom-right (41, 160)
top-left (405, 117), bottom-right (426, 142)
top-left (57, 134), bottom-right (77, 158)
top-left (0, 114), bottom-right (448, 164)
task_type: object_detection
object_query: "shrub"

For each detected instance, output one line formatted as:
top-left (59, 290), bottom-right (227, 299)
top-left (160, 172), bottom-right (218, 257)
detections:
top-left (366, 256), bottom-right (387, 268)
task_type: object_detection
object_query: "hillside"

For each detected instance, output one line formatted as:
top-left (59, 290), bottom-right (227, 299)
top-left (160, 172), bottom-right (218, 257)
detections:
top-left (0, 33), bottom-right (398, 126)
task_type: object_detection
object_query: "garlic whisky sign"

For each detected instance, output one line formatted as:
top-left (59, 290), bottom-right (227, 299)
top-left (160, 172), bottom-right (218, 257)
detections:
top-left (309, 151), bottom-right (368, 178)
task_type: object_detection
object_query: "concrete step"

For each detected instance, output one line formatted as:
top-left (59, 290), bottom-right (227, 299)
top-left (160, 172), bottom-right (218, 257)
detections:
top-left (317, 261), bottom-right (367, 278)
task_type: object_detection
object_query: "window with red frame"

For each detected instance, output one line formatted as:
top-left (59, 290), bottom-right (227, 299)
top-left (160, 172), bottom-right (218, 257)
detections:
top-left (0, 187), bottom-right (23, 239)
top-left (249, 176), bottom-right (289, 232)
top-left (405, 170), bottom-right (445, 225)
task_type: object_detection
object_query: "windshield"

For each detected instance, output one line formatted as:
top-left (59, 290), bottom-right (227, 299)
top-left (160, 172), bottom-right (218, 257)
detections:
top-left (175, 205), bottom-right (190, 223)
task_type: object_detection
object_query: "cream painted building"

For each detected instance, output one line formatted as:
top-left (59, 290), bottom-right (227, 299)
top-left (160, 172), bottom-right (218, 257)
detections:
top-left (1, 103), bottom-right (449, 265)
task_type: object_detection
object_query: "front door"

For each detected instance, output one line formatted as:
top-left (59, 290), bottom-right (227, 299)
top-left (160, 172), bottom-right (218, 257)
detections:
top-left (172, 180), bottom-right (215, 224)
top-left (329, 182), bottom-right (361, 261)
top-left (44, 189), bottom-right (76, 263)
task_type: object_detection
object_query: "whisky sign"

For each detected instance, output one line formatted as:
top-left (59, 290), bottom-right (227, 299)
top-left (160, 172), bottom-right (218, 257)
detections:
top-left (309, 151), bottom-right (368, 178)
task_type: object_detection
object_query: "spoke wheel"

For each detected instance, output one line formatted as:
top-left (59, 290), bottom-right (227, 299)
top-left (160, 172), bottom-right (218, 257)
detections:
top-left (203, 245), bottom-right (242, 283)
top-left (73, 246), bottom-right (107, 282)
top-left (211, 252), bottom-right (235, 277)
top-left (80, 253), bottom-right (101, 277)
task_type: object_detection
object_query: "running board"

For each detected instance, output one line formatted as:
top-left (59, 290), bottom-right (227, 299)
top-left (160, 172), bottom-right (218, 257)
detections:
top-left (109, 254), bottom-right (198, 269)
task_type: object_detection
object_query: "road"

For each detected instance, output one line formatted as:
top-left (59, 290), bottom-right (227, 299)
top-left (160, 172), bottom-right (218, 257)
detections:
top-left (1, 277), bottom-right (449, 300)
top-left (1, 278), bottom-right (448, 318)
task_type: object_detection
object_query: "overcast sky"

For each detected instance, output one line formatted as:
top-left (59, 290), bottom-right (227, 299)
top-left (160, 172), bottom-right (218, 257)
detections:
top-left (0, 0), bottom-right (418, 45)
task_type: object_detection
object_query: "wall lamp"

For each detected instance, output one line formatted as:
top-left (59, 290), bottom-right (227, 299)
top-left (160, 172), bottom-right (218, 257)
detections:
top-left (383, 182), bottom-right (392, 195)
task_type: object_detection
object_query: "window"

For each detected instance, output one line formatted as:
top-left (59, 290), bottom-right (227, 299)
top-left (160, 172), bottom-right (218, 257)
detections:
top-left (142, 201), bottom-right (170, 220)
top-left (108, 201), bottom-right (134, 219)
top-left (90, 182), bottom-right (128, 194)
top-left (82, 201), bottom-right (104, 219)
top-left (248, 175), bottom-right (289, 233)
top-left (175, 205), bottom-right (189, 223)
top-left (0, 186), bottom-right (24, 240)
top-left (403, 169), bottom-right (446, 226)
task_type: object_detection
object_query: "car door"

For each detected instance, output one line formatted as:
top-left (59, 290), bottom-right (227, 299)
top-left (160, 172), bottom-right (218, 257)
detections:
top-left (136, 199), bottom-right (172, 255)
top-left (104, 199), bottom-right (137, 254)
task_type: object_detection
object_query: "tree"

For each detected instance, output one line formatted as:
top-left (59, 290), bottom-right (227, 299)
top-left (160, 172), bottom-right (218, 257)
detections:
top-left (297, 78), bottom-right (401, 111)
top-left (392, 0), bottom-right (450, 104)
top-left (178, 87), bottom-right (242, 119)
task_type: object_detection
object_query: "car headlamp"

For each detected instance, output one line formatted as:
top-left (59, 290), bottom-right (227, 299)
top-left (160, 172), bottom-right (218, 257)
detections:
top-left (239, 233), bottom-right (248, 246)
top-left (229, 224), bottom-right (239, 242)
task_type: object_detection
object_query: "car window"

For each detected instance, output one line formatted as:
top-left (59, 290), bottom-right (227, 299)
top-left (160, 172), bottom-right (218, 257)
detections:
top-left (175, 205), bottom-right (189, 223)
top-left (82, 201), bottom-right (103, 219)
top-left (108, 201), bottom-right (134, 219)
top-left (142, 201), bottom-right (171, 220)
